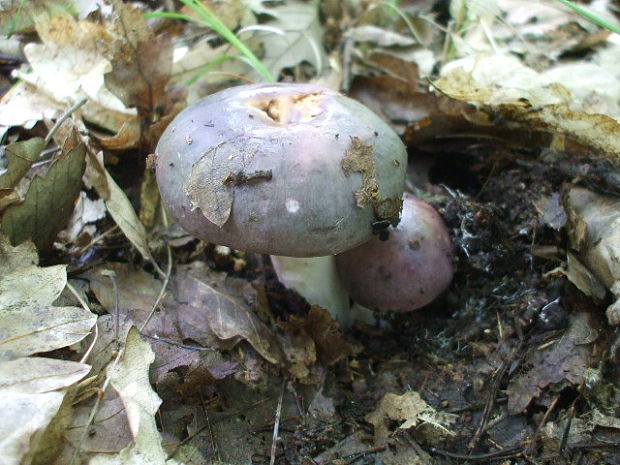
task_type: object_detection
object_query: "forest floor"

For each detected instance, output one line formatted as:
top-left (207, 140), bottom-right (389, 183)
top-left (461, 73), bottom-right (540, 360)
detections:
top-left (1, 1), bottom-right (620, 464)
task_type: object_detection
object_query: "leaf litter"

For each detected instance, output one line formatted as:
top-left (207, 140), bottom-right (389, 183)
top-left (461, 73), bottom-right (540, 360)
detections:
top-left (2, 1), bottom-right (620, 464)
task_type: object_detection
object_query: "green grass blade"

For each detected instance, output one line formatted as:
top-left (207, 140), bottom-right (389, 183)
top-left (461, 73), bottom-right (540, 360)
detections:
top-left (555, 0), bottom-right (620, 34)
top-left (147, 0), bottom-right (274, 82)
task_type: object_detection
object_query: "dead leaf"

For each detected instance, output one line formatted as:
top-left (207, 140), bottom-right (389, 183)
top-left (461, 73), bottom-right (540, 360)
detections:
top-left (0, 236), bottom-right (96, 360)
top-left (53, 395), bottom-right (132, 464)
top-left (365, 391), bottom-right (455, 445)
top-left (184, 140), bottom-right (256, 227)
top-left (435, 54), bottom-right (620, 162)
top-left (84, 262), bottom-right (283, 365)
top-left (14, 11), bottom-right (136, 133)
top-left (0, 358), bottom-right (89, 465)
top-left (346, 25), bottom-right (417, 47)
top-left (103, 1), bottom-right (173, 117)
top-left (0, 236), bottom-right (94, 465)
top-left (244, 0), bottom-right (326, 78)
top-left (0, 137), bottom-right (45, 190)
top-left (507, 312), bottom-right (595, 414)
top-left (565, 187), bottom-right (620, 324)
top-left (90, 327), bottom-right (167, 464)
top-left (533, 192), bottom-right (567, 230)
top-left (174, 262), bottom-right (283, 365)
top-left (1, 142), bottom-right (86, 251)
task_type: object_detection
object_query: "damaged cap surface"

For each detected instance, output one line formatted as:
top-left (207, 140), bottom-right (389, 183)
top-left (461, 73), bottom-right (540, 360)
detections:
top-left (155, 83), bottom-right (407, 257)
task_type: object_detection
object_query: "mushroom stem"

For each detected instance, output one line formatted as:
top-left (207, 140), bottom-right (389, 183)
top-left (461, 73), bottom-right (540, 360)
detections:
top-left (270, 255), bottom-right (354, 328)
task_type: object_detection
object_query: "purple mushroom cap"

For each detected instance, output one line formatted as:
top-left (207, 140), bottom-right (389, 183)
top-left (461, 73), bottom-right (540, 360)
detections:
top-left (336, 193), bottom-right (453, 312)
top-left (155, 83), bottom-right (407, 257)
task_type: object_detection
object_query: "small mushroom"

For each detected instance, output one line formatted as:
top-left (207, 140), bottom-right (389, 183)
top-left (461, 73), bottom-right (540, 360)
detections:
top-left (155, 83), bottom-right (408, 325)
top-left (336, 192), bottom-right (454, 313)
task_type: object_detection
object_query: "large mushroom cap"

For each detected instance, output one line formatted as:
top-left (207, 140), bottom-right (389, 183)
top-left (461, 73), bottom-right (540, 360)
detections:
top-left (155, 83), bottom-right (407, 257)
top-left (335, 193), bottom-right (454, 312)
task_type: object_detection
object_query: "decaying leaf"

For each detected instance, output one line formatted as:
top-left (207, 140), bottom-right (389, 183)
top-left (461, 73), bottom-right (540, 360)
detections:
top-left (533, 192), bottom-right (567, 230)
top-left (0, 137), bottom-right (45, 191)
top-left (434, 54), bottom-right (620, 162)
top-left (184, 141), bottom-right (253, 227)
top-left (174, 262), bottom-right (283, 365)
top-left (244, 0), bottom-right (326, 78)
top-left (565, 186), bottom-right (620, 324)
top-left (103, 1), bottom-right (173, 117)
top-left (365, 390), bottom-right (455, 445)
top-left (279, 306), bottom-right (359, 382)
top-left (1, 142), bottom-right (86, 251)
top-left (89, 327), bottom-right (168, 465)
top-left (85, 261), bottom-right (283, 365)
top-left (53, 395), bottom-right (132, 465)
top-left (0, 236), bottom-right (96, 360)
top-left (507, 312), bottom-right (595, 414)
top-left (0, 236), bottom-right (95, 464)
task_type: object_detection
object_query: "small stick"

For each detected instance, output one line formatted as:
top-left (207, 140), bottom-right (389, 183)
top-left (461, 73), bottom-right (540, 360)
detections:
top-left (270, 380), bottom-right (286, 465)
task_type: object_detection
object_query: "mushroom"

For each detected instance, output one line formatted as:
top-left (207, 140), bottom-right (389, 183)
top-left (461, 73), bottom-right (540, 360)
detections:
top-left (155, 83), bottom-right (407, 325)
top-left (335, 192), bottom-right (453, 314)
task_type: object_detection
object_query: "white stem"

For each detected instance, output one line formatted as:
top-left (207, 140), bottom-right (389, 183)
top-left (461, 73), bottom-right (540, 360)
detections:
top-left (349, 302), bottom-right (378, 326)
top-left (270, 255), bottom-right (354, 328)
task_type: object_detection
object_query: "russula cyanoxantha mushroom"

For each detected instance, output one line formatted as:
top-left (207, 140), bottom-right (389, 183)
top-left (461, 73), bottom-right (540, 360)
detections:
top-left (336, 192), bottom-right (453, 313)
top-left (155, 83), bottom-right (407, 324)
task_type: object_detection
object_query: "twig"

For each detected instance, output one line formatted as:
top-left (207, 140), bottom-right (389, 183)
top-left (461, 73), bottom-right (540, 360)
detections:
top-left (45, 97), bottom-right (88, 145)
top-left (76, 225), bottom-right (120, 256)
top-left (200, 391), bottom-right (219, 462)
top-left (66, 281), bottom-right (99, 365)
top-left (68, 346), bottom-right (125, 465)
top-left (270, 380), bottom-right (286, 465)
top-left (334, 446), bottom-right (387, 465)
top-left (469, 338), bottom-right (525, 449)
top-left (140, 241), bottom-right (172, 332)
top-left (526, 393), bottom-right (561, 455)
top-left (102, 270), bottom-right (120, 342)
top-left (430, 445), bottom-right (524, 461)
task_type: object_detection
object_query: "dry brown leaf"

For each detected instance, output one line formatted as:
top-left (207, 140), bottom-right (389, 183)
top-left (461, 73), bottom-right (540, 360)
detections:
top-left (507, 312), bottom-right (595, 413)
top-left (85, 262), bottom-right (283, 365)
top-left (104, 1), bottom-right (173, 117)
top-left (172, 262), bottom-right (283, 365)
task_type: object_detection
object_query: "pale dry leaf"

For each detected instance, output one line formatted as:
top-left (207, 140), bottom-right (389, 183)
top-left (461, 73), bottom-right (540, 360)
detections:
top-left (0, 390), bottom-right (67, 465)
top-left (13, 11), bottom-right (136, 132)
top-left (0, 236), bottom-right (96, 360)
top-left (0, 357), bottom-right (90, 393)
top-left (92, 327), bottom-right (167, 465)
top-left (565, 186), bottom-right (620, 324)
top-left (365, 391), bottom-right (455, 445)
top-left (0, 81), bottom-right (59, 140)
top-left (244, 0), bottom-right (326, 78)
top-left (104, 168), bottom-right (153, 262)
top-left (184, 140), bottom-right (256, 227)
top-left (346, 25), bottom-right (417, 47)
top-left (436, 54), bottom-right (620, 161)
top-left (62, 191), bottom-right (106, 242)
top-left (0, 237), bottom-right (93, 464)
